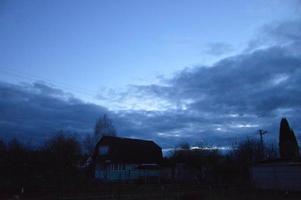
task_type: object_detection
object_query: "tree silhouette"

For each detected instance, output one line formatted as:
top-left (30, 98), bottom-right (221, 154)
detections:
top-left (257, 129), bottom-right (268, 160)
top-left (279, 118), bottom-right (299, 160)
top-left (43, 133), bottom-right (82, 196)
top-left (82, 134), bottom-right (94, 154)
top-left (94, 114), bottom-right (117, 143)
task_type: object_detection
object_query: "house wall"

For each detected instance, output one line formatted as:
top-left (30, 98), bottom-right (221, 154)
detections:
top-left (251, 163), bottom-right (301, 191)
top-left (95, 163), bottom-right (160, 182)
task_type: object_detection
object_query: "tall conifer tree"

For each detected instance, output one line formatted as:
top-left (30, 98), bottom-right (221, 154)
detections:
top-left (279, 118), bottom-right (299, 159)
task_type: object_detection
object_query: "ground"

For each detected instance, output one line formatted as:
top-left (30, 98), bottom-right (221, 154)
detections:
top-left (3, 184), bottom-right (301, 200)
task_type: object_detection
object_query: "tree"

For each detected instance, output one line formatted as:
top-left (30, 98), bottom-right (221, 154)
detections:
top-left (43, 133), bottom-right (82, 194)
top-left (5, 138), bottom-right (28, 192)
top-left (228, 139), bottom-right (263, 182)
top-left (0, 139), bottom-right (6, 158)
top-left (257, 129), bottom-right (268, 159)
top-left (82, 134), bottom-right (94, 155)
top-left (94, 114), bottom-right (117, 143)
top-left (44, 134), bottom-right (82, 166)
top-left (232, 139), bottom-right (262, 164)
top-left (279, 118), bottom-right (299, 160)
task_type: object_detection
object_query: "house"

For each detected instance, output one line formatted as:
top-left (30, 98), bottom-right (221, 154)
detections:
top-left (92, 136), bottom-right (162, 183)
top-left (251, 159), bottom-right (301, 191)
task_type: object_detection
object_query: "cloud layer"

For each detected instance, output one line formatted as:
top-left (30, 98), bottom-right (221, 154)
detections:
top-left (0, 81), bottom-right (108, 143)
top-left (1, 19), bottom-right (301, 148)
top-left (112, 19), bottom-right (301, 147)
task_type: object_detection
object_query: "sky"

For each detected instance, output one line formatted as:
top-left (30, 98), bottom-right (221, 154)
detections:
top-left (1, 0), bottom-right (301, 149)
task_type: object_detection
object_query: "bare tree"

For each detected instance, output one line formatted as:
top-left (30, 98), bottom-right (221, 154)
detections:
top-left (257, 129), bottom-right (268, 160)
top-left (82, 134), bottom-right (94, 155)
top-left (94, 114), bottom-right (117, 144)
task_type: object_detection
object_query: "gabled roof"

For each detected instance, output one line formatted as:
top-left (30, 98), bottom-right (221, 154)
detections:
top-left (93, 136), bottom-right (162, 164)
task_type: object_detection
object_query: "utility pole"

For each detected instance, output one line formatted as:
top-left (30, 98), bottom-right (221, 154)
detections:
top-left (258, 129), bottom-right (268, 159)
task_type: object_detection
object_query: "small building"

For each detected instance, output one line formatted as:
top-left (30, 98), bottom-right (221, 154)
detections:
top-left (251, 160), bottom-right (301, 191)
top-left (92, 136), bottom-right (162, 183)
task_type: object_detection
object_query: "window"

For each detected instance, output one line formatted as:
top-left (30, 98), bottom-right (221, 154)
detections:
top-left (99, 146), bottom-right (109, 155)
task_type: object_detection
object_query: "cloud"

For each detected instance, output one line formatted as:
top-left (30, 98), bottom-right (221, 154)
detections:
top-left (0, 81), bottom-right (108, 143)
top-left (112, 19), bottom-right (301, 146)
top-left (0, 81), bottom-right (184, 147)
top-left (1, 19), bottom-right (301, 148)
top-left (246, 19), bottom-right (301, 52)
top-left (204, 42), bottom-right (233, 56)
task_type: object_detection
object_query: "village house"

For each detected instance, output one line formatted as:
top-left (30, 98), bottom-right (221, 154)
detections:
top-left (92, 136), bottom-right (162, 183)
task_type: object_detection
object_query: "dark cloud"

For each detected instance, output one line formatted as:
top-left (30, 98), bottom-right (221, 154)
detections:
top-left (0, 81), bottom-right (108, 143)
top-left (117, 19), bottom-right (301, 147)
top-left (0, 81), bottom-right (183, 147)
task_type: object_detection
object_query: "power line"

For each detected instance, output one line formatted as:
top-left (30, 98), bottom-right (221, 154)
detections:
top-left (0, 68), bottom-right (101, 99)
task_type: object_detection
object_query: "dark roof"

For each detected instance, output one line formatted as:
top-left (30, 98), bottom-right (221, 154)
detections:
top-left (93, 136), bottom-right (162, 164)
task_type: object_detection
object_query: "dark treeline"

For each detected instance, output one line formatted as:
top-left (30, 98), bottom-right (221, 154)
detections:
top-left (0, 134), bottom-right (91, 197)
top-left (0, 134), bottom-right (278, 196)
top-left (0, 114), bottom-right (117, 197)
top-left (0, 117), bottom-right (299, 197)
top-left (162, 139), bottom-right (278, 185)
